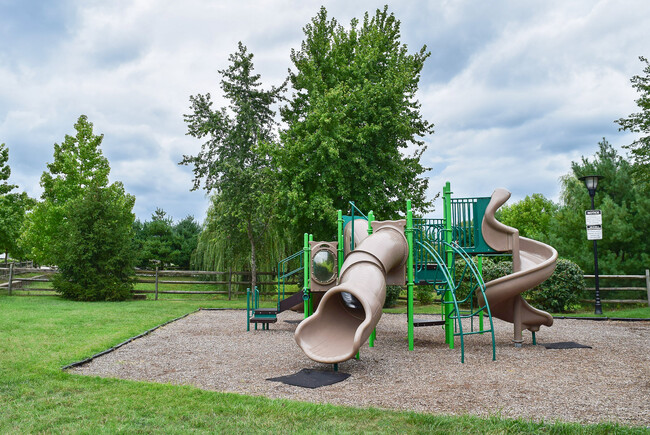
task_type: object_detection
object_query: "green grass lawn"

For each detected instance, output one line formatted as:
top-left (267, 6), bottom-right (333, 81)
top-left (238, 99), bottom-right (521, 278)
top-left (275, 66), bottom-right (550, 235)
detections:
top-left (1, 294), bottom-right (647, 433)
top-left (556, 305), bottom-right (650, 318)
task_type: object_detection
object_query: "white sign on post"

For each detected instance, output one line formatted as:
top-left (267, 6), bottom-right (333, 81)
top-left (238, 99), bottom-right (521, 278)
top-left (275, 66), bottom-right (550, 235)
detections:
top-left (585, 210), bottom-right (603, 240)
top-left (586, 225), bottom-right (602, 240)
top-left (585, 210), bottom-right (602, 226)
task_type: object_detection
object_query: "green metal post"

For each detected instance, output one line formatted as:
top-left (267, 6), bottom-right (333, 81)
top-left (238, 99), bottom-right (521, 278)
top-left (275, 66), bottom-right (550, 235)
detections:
top-left (478, 255), bottom-right (484, 333)
top-left (406, 200), bottom-right (415, 351)
top-left (303, 233), bottom-right (310, 319)
top-left (246, 288), bottom-right (250, 331)
top-left (367, 211), bottom-right (376, 348)
top-left (337, 210), bottom-right (344, 273)
top-left (350, 202), bottom-right (355, 251)
top-left (443, 182), bottom-right (454, 348)
top-left (308, 233), bottom-right (314, 315)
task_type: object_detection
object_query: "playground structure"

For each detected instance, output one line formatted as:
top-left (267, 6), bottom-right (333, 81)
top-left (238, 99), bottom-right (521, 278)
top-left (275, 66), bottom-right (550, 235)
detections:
top-left (247, 182), bottom-right (558, 364)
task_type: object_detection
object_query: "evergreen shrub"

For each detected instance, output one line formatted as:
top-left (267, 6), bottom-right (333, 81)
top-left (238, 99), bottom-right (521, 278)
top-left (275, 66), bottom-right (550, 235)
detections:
top-left (384, 285), bottom-right (401, 308)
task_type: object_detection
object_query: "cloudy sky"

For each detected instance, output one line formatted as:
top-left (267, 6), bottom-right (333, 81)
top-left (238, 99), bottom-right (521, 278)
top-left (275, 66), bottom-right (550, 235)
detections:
top-left (1, 0), bottom-right (647, 223)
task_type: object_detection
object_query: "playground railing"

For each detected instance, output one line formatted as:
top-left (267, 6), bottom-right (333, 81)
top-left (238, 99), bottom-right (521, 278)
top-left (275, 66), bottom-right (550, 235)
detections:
top-left (277, 249), bottom-right (304, 308)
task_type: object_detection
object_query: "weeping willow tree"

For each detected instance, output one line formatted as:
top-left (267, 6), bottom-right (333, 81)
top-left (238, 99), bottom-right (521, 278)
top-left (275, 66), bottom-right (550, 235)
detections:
top-left (191, 192), bottom-right (298, 293)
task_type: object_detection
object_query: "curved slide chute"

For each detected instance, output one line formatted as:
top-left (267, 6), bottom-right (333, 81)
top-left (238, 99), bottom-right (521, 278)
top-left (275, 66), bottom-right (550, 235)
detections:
top-left (294, 221), bottom-right (408, 364)
top-left (480, 188), bottom-right (558, 344)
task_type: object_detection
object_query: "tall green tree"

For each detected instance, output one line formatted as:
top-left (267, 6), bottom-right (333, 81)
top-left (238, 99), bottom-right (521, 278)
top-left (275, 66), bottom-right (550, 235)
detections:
top-left (181, 43), bottom-right (284, 290)
top-left (133, 210), bottom-right (199, 269)
top-left (496, 193), bottom-right (558, 242)
top-left (616, 56), bottom-right (650, 181)
top-left (0, 143), bottom-right (17, 196)
top-left (0, 192), bottom-right (34, 262)
top-left (22, 115), bottom-right (111, 264)
top-left (134, 208), bottom-right (175, 268)
top-left (551, 138), bottom-right (649, 274)
top-left (21, 115), bottom-right (136, 300)
top-left (0, 144), bottom-right (35, 262)
top-left (276, 6), bottom-right (434, 240)
top-left (171, 215), bottom-right (201, 270)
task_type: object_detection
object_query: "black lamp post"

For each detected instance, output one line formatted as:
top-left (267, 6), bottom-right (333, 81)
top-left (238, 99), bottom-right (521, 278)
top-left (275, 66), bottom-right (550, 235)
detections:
top-left (579, 175), bottom-right (603, 315)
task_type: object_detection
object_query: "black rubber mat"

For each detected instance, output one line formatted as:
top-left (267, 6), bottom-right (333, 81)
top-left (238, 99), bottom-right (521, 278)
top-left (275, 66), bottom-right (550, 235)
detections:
top-left (543, 341), bottom-right (592, 349)
top-left (267, 369), bottom-right (350, 388)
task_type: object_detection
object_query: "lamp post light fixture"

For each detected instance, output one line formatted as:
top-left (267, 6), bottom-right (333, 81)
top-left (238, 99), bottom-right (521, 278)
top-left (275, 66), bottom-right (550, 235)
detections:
top-left (579, 174), bottom-right (603, 315)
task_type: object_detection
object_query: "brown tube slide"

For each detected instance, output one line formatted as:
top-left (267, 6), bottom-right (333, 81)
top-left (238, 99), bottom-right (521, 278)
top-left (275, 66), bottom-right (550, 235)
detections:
top-left (294, 221), bottom-right (408, 363)
top-left (480, 188), bottom-right (558, 344)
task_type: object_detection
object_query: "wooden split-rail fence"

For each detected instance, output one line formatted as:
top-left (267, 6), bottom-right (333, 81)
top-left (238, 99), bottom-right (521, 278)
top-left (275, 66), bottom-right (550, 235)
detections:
top-left (0, 265), bottom-right (298, 300)
top-left (582, 271), bottom-right (650, 306)
top-left (2, 263), bottom-right (649, 307)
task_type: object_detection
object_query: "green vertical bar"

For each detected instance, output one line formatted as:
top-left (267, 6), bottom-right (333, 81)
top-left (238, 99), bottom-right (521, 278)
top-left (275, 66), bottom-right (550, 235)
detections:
top-left (308, 234), bottom-right (314, 315)
top-left (443, 182), bottom-right (454, 348)
top-left (350, 202), bottom-right (355, 251)
top-left (303, 233), bottom-right (310, 319)
top-left (478, 255), bottom-right (484, 333)
top-left (406, 200), bottom-right (415, 351)
top-left (246, 288), bottom-right (251, 331)
top-left (337, 210), bottom-right (344, 273)
top-left (255, 287), bottom-right (259, 330)
top-left (367, 211), bottom-right (376, 348)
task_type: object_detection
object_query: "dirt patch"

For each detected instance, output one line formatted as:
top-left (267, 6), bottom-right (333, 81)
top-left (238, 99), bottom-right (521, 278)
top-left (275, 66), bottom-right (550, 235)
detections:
top-left (68, 310), bottom-right (650, 427)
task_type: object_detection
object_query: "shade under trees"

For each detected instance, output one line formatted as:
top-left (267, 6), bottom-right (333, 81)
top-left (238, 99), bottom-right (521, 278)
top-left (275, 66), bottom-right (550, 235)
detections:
top-left (275, 6), bottom-right (434, 240)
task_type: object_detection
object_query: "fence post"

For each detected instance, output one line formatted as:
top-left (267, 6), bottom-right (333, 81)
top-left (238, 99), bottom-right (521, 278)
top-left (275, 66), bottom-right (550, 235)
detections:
top-left (155, 266), bottom-right (159, 301)
top-left (646, 269), bottom-right (650, 308)
top-left (228, 267), bottom-right (232, 300)
top-left (8, 263), bottom-right (14, 296)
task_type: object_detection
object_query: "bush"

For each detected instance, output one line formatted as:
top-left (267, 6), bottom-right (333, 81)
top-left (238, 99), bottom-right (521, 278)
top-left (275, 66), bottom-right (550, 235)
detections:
top-left (53, 184), bottom-right (135, 301)
top-left (416, 287), bottom-right (434, 305)
top-left (482, 258), bottom-right (512, 283)
top-left (526, 258), bottom-right (584, 313)
top-left (481, 257), bottom-right (584, 313)
top-left (384, 285), bottom-right (401, 308)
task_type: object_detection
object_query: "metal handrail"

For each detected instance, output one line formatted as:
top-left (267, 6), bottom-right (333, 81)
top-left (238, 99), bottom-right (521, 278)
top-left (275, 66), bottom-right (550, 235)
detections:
top-left (277, 250), bottom-right (304, 307)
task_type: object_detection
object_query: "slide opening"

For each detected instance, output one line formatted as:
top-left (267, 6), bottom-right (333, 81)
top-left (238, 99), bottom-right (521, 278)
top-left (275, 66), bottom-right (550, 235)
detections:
top-left (297, 289), bottom-right (367, 362)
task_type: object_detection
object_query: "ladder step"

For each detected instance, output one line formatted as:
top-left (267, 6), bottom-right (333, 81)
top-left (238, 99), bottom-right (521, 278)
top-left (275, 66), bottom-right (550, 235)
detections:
top-left (254, 308), bottom-right (278, 315)
top-left (413, 318), bottom-right (446, 327)
top-left (249, 317), bottom-right (278, 324)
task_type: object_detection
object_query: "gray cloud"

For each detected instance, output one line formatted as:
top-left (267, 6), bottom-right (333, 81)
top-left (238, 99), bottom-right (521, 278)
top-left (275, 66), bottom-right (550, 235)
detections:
top-left (1, 0), bottom-right (648, 225)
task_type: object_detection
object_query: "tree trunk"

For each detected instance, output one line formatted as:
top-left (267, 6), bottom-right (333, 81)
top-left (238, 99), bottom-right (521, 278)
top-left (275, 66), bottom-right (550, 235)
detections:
top-left (247, 222), bottom-right (257, 293)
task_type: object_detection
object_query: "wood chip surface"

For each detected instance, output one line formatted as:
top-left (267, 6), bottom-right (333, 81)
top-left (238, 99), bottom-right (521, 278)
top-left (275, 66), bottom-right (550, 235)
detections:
top-left (68, 310), bottom-right (650, 427)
